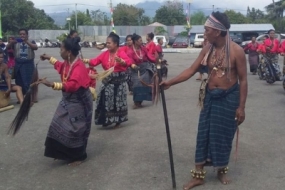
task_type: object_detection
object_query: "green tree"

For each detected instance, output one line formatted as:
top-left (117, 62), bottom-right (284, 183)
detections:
top-left (1, 0), bottom-right (58, 36)
top-left (91, 9), bottom-right (110, 26)
top-left (224, 10), bottom-right (248, 24)
top-left (154, 1), bottom-right (186, 25)
top-left (246, 7), bottom-right (268, 23)
top-left (265, 0), bottom-right (285, 31)
top-left (154, 26), bottom-right (167, 35)
top-left (190, 11), bottom-right (207, 25)
top-left (65, 11), bottom-right (93, 29)
top-left (113, 3), bottom-right (151, 25)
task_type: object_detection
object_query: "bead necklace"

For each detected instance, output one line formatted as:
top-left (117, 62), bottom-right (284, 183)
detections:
top-left (211, 45), bottom-right (226, 78)
top-left (108, 50), bottom-right (117, 68)
top-left (62, 58), bottom-right (78, 83)
top-left (133, 45), bottom-right (143, 60)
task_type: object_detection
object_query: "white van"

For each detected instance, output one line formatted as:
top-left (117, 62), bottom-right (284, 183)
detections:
top-left (194, 34), bottom-right (204, 48)
top-left (153, 35), bottom-right (167, 47)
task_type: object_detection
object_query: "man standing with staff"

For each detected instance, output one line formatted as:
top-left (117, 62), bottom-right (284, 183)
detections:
top-left (160, 11), bottom-right (248, 189)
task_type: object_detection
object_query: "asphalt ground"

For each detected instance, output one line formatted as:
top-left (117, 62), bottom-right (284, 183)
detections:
top-left (0, 47), bottom-right (285, 190)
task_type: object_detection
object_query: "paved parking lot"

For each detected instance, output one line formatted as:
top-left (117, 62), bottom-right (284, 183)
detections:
top-left (0, 47), bottom-right (285, 190)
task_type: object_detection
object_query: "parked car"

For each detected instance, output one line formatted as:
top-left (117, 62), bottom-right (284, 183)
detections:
top-left (230, 35), bottom-right (242, 45)
top-left (119, 36), bottom-right (126, 47)
top-left (241, 33), bottom-right (285, 48)
top-left (153, 35), bottom-right (167, 47)
top-left (168, 36), bottom-right (176, 46)
top-left (172, 37), bottom-right (188, 48)
top-left (194, 34), bottom-right (204, 48)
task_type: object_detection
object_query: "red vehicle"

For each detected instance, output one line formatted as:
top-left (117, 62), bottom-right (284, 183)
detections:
top-left (172, 37), bottom-right (188, 48)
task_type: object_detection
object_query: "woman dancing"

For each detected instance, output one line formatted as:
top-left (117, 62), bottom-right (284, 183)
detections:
top-left (127, 33), bottom-right (156, 109)
top-left (121, 35), bottom-right (134, 94)
top-left (83, 32), bottom-right (132, 128)
top-left (261, 29), bottom-right (282, 84)
top-left (39, 37), bottom-right (93, 166)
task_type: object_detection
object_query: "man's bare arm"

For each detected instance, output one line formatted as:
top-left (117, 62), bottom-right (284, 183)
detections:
top-left (167, 46), bottom-right (208, 86)
top-left (235, 46), bottom-right (248, 108)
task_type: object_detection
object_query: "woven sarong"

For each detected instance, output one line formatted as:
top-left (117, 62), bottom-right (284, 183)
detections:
top-left (248, 51), bottom-right (259, 73)
top-left (44, 87), bottom-right (93, 162)
top-left (132, 62), bottom-right (155, 102)
top-left (14, 58), bottom-right (35, 95)
top-left (195, 83), bottom-right (240, 168)
top-left (95, 72), bottom-right (128, 126)
top-left (263, 53), bottom-right (282, 84)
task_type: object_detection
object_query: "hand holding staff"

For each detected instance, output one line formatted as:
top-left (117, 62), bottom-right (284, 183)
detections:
top-left (156, 59), bottom-right (176, 189)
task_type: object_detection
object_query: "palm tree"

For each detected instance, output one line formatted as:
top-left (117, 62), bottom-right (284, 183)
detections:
top-left (265, 0), bottom-right (285, 31)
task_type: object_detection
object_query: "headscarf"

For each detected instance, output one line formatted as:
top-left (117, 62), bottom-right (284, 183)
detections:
top-left (202, 14), bottom-right (231, 80)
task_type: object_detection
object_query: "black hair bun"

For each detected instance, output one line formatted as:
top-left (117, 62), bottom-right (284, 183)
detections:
top-left (72, 36), bottom-right (81, 44)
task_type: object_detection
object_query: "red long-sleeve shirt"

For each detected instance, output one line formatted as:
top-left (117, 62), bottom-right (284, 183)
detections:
top-left (54, 59), bottom-right (90, 93)
top-left (263, 38), bottom-right (279, 53)
top-left (89, 48), bottom-right (132, 72)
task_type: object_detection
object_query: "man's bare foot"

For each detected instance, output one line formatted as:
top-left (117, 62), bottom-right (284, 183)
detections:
top-left (183, 178), bottom-right (204, 190)
top-left (217, 173), bottom-right (230, 185)
top-left (68, 161), bottom-right (83, 166)
top-left (217, 167), bottom-right (230, 185)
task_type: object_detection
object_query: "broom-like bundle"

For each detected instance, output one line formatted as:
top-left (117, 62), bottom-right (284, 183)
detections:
top-left (8, 60), bottom-right (42, 136)
top-left (96, 67), bottom-right (114, 81)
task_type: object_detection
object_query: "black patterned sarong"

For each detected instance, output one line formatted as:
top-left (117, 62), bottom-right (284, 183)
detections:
top-left (95, 72), bottom-right (128, 126)
top-left (132, 62), bottom-right (155, 102)
top-left (44, 87), bottom-right (93, 162)
top-left (263, 53), bottom-right (282, 84)
top-left (195, 83), bottom-right (239, 168)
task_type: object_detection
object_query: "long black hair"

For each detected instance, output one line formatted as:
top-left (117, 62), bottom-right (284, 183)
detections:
top-left (62, 36), bottom-right (81, 57)
top-left (67, 30), bottom-right (77, 38)
top-left (108, 32), bottom-right (120, 46)
top-left (125, 35), bottom-right (132, 42)
top-left (131, 33), bottom-right (141, 44)
top-left (147, 32), bottom-right (154, 40)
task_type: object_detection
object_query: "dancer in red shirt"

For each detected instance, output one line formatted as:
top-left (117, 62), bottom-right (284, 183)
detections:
top-left (39, 37), bottom-right (93, 166)
top-left (83, 32), bottom-right (132, 128)
top-left (261, 29), bottom-right (282, 84)
top-left (120, 35), bottom-right (134, 94)
top-left (244, 36), bottom-right (259, 75)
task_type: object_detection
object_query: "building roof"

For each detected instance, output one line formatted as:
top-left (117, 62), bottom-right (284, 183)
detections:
top-left (148, 22), bottom-right (166, 27)
top-left (173, 24), bottom-right (275, 34)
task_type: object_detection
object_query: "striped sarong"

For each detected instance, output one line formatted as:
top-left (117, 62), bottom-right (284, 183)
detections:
top-left (14, 58), bottom-right (35, 95)
top-left (44, 87), bottom-right (93, 162)
top-left (132, 62), bottom-right (155, 102)
top-left (195, 83), bottom-right (240, 168)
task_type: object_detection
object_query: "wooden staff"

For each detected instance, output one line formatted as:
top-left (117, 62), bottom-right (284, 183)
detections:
top-left (156, 59), bottom-right (176, 189)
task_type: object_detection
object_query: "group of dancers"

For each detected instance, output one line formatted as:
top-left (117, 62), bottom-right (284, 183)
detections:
top-left (11, 31), bottom-right (166, 165)
top-left (244, 29), bottom-right (285, 88)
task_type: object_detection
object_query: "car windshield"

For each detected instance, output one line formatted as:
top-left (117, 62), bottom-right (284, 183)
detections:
top-left (174, 37), bottom-right (187, 43)
top-left (119, 36), bottom-right (125, 44)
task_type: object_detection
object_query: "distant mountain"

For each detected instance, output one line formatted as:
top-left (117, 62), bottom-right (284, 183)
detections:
top-left (48, 12), bottom-right (70, 27)
top-left (47, 0), bottom-right (220, 26)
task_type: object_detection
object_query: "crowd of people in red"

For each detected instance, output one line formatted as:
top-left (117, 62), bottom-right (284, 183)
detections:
top-left (243, 29), bottom-right (284, 85)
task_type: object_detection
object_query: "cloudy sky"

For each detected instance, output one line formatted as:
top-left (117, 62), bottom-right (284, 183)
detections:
top-left (30, 0), bottom-right (272, 13)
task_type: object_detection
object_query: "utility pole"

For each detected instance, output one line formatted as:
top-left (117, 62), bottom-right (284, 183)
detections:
top-left (75, 3), bottom-right (78, 30)
top-left (109, 0), bottom-right (115, 33)
top-left (212, 5), bottom-right (214, 12)
top-left (68, 8), bottom-right (70, 31)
